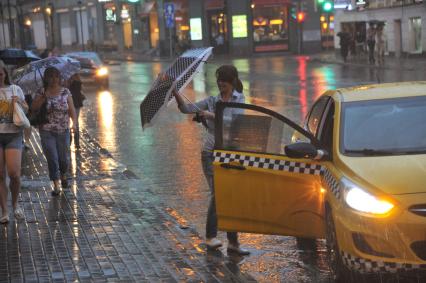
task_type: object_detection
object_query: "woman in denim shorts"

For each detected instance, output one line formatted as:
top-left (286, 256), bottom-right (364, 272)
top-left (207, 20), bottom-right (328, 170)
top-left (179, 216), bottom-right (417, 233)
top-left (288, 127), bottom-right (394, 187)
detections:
top-left (0, 65), bottom-right (29, 224)
top-left (31, 67), bottom-right (77, 196)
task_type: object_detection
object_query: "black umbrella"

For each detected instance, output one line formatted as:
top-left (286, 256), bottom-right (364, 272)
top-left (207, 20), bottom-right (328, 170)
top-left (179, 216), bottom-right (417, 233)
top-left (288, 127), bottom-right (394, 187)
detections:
top-left (0, 48), bottom-right (41, 65)
top-left (140, 47), bottom-right (213, 129)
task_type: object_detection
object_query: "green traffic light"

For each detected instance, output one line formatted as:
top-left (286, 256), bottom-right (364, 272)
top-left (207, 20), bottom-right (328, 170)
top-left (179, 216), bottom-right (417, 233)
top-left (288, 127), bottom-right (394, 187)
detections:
top-left (323, 2), bottom-right (333, 11)
top-left (318, 0), bottom-right (325, 3)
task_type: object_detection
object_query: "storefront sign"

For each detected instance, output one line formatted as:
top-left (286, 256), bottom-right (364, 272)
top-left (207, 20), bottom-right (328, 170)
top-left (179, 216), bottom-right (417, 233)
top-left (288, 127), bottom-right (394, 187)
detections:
top-left (190, 18), bottom-right (203, 40)
top-left (252, 0), bottom-right (290, 5)
top-left (232, 15), bottom-right (248, 38)
top-left (205, 0), bottom-right (225, 10)
top-left (105, 8), bottom-right (116, 22)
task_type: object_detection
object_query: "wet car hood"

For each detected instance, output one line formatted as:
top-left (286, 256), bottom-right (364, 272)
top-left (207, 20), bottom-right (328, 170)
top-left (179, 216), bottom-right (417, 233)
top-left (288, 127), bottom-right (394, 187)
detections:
top-left (339, 154), bottom-right (426, 195)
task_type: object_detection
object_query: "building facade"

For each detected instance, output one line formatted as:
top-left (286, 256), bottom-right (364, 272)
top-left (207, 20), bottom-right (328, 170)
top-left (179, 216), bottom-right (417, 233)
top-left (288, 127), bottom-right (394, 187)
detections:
top-left (334, 0), bottom-right (426, 56)
top-left (1, 0), bottom-right (328, 56)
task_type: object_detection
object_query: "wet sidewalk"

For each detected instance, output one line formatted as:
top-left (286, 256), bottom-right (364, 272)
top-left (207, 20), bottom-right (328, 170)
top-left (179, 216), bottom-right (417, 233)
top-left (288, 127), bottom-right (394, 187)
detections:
top-left (0, 130), bottom-right (256, 282)
top-left (309, 50), bottom-right (426, 72)
top-left (100, 49), bottom-right (426, 73)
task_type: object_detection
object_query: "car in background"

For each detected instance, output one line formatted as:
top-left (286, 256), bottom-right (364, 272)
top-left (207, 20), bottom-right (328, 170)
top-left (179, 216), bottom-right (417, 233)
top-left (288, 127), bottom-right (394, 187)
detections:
top-left (213, 82), bottom-right (426, 281)
top-left (64, 52), bottom-right (109, 89)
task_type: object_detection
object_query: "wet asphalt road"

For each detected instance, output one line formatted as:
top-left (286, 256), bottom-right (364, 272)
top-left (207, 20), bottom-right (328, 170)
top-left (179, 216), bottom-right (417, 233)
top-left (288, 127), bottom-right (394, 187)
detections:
top-left (78, 55), bottom-right (426, 282)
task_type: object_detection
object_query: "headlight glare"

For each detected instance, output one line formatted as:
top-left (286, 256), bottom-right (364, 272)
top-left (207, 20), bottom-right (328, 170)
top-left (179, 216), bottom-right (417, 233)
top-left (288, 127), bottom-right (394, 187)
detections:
top-left (342, 178), bottom-right (394, 215)
top-left (96, 67), bottom-right (108, 77)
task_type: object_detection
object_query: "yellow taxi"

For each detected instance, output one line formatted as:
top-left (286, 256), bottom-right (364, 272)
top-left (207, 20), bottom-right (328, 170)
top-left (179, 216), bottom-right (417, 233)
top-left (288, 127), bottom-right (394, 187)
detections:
top-left (212, 82), bottom-right (426, 280)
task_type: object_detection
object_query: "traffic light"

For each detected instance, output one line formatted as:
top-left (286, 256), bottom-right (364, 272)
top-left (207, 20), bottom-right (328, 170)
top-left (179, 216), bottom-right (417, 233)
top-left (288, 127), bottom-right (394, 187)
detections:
top-left (297, 12), bottom-right (306, 23)
top-left (290, 6), bottom-right (297, 20)
top-left (322, 1), bottom-right (334, 12)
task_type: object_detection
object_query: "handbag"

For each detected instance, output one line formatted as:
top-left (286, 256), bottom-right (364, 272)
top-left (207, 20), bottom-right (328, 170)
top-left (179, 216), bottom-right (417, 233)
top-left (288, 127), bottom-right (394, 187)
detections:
top-left (29, 98), bottom-right (48, 126)
top-left (11, 85), bottom-right (31, 129)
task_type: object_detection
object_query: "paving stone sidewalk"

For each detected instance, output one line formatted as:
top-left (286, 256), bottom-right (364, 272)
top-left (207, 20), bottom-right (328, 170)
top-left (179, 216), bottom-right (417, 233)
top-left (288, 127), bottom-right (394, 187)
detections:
top-left (0, 129), bottom-right (255, 283)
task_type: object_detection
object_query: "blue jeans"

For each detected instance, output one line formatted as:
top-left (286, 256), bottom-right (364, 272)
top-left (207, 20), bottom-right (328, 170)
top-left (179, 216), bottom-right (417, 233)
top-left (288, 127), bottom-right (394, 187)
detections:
top-left (39, 129), bottom-right (70, 181)
top-left (201, 151), bottom-right (238, 244)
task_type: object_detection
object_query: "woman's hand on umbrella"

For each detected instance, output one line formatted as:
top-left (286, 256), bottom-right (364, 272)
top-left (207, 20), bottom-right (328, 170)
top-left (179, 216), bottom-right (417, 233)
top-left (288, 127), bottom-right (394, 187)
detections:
top-left (199, 110), bottom-right (214, 120)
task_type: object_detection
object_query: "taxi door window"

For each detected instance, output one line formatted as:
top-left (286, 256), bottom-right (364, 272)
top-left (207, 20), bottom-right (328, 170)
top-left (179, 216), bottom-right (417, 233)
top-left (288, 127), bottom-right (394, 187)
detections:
top-left (307, 96), bottom-right (330, 137)
top-left (217, 104), bottom-right (315, 156)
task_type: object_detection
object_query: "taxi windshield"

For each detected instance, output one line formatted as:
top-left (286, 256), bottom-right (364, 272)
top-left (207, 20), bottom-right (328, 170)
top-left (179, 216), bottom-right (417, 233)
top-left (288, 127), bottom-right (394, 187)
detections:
top-left (341, 96), bottom-right (426, 156)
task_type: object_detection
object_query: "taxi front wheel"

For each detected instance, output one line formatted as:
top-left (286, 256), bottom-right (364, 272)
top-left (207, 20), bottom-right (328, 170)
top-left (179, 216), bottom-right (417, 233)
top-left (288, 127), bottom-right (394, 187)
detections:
top-left (325, 204), bottom-right (353, 282)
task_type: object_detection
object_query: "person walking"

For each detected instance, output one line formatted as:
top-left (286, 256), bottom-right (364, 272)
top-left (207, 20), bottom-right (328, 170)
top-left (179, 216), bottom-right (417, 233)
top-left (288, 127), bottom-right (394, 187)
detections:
top-left (367, 24), bottom-right (376, 64)
top-left (173, 65), bottom-right (250, 256)
top-left (0, 63), bottom-right (29, 223)
top-left (376, 25), bottom-right (386, 65)
top-left (31, 67), bottom-right (77, 196)
top-left (67, 73), bottom-right (85, 149)
top-left (337, 27), bottom-right (351, 62)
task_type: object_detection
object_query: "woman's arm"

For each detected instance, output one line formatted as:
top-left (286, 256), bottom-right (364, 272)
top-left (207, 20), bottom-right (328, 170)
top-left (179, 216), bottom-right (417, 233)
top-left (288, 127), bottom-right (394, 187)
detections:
top-left (12, 85), bottom-right (29, 113)
top-left (67, 95), bottom-right (78, 131)
top-left (173, 90), bottom-right (210, 114)
top-left (31, 93), bottom-right (45, 112)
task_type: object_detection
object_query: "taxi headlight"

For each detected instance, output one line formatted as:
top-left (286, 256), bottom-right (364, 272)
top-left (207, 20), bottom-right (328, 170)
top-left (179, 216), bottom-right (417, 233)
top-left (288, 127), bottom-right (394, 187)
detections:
top-left (341, 178), bottom-right (394, 215)
top-left (96, 67), bottom-right (108, 77)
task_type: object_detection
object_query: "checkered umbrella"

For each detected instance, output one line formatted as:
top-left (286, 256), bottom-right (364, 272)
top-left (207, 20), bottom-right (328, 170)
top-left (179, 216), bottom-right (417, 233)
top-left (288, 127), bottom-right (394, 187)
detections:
top-left (140, 47), bottom-right (213, 129)
top-left (12, 56), bottom-right (80, 96)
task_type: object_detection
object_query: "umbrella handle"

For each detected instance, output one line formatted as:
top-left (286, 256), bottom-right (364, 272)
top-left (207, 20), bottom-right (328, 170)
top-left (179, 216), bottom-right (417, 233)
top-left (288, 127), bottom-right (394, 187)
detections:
top-left (170, 80), bottom-right (202, 112)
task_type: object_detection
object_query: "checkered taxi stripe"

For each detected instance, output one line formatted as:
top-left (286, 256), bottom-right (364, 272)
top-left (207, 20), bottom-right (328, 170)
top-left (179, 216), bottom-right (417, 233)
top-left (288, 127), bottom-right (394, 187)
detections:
top-left (323, 168), bottom-right (341, 199)
top-left (214, 152), bottom-right (323, 175)
top-left (342, 251), bottom-right (426, 273)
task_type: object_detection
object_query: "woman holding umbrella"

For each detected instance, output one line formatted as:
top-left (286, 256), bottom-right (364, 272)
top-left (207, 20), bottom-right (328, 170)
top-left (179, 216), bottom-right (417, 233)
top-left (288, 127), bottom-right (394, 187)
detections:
top-left (173, 65), bottom-right (250, 255)
top-left (31, 67), bottom-right (77, 196)
top-left (0, 62), bottom-right (29, 223)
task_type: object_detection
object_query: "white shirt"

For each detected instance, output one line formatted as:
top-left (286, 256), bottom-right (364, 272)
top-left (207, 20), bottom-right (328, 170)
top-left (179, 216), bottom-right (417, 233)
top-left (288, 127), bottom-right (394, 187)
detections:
top-left (0, 85), bottom-right (25, 133)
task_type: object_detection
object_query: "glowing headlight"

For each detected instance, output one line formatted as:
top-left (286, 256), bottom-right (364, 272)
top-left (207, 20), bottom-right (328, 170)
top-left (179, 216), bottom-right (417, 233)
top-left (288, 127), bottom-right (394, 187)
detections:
top-left (341, 178), bottom-right (394, 215)
top-left (96, 67), bottom-right (108, 77)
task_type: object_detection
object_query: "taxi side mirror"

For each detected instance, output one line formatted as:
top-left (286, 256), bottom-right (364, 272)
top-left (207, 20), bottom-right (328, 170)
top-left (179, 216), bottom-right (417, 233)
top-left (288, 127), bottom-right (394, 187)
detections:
top-left (285, 142), bottom-right (327, 160)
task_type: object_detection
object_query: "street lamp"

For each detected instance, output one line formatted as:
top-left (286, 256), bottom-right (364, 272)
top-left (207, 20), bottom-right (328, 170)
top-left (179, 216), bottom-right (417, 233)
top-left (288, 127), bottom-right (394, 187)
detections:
top-left (77, 1), bottom-right (85, 51)
top-left (46, 2), bottom-right (54, 49)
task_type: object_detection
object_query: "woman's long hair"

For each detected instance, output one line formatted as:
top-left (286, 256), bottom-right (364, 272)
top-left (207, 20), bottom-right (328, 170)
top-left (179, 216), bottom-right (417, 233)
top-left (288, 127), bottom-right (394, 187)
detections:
top-left (43, 66), bottom-right (61, 89)
top-left (215, 65), bottom-right (243, 93)
top-left (1, 67), bottom-right (11, 85)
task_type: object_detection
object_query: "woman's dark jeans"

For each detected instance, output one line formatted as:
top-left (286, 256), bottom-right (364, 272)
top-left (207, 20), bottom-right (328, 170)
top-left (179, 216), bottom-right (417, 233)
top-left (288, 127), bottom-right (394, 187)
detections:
top-left (39, 129), bottom-right (70, 181)
top-left (201, 151), bottom-right (238, 244)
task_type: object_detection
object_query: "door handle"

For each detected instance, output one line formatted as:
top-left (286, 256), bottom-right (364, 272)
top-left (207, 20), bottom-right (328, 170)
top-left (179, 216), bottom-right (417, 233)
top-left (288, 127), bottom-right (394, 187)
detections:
top-left (220, 163), bottom-right (246, 170)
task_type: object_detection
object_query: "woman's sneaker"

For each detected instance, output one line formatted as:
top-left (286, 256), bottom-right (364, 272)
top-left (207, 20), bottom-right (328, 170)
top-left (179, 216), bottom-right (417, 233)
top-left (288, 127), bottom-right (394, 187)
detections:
top-left (13, 205), bottom-right (24, 220)
top-left (206, 238), bottom-right (222, 250)
top-left (227, 243), bottom-right (250, 256)
top-left (51, 187), bottom-right (61, 196)
top-left (0, 214), bottom-right (9, 224)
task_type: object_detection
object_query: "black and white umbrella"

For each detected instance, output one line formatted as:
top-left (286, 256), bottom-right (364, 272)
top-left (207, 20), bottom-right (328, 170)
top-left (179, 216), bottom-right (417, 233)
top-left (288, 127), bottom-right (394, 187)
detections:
top-left (12, 56), bottom-right (80, 96)
top-left (140, 47), bottom-right (213, 129)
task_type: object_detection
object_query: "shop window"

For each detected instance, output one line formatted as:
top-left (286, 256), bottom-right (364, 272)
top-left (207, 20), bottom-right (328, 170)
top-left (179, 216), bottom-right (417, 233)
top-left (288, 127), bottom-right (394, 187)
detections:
top-left (409, 17), bottom-right (422, 53)
top-left (252, 0), bottom-right (289, 52)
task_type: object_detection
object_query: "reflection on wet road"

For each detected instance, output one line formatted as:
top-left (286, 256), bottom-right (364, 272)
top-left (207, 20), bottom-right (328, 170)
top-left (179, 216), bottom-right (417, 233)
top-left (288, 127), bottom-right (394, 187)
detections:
top-left (79, 56), bottom-right (426, 282)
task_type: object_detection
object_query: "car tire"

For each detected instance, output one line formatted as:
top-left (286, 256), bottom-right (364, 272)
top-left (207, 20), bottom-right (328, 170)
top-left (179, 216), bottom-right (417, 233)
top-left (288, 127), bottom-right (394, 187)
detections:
top-left (325, 203), bottom-right (353, 282)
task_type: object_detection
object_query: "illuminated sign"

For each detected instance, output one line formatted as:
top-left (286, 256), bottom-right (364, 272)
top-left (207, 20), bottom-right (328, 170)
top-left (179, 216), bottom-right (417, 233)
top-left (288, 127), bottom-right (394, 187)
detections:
top-left (232, 15), bottom-right (248, 38)
top-left (105, 8), bottom-right (116, 22)
top-left (190, 18), bottom-right (202, 40)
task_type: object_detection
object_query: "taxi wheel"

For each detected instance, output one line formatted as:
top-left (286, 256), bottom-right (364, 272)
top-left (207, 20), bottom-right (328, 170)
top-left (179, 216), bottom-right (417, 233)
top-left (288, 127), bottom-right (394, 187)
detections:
top-left (325, 204), bottom-right (351, 282)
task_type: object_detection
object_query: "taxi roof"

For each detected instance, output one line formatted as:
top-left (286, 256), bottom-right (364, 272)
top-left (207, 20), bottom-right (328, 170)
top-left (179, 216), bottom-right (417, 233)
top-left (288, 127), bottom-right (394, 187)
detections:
top-left (329, 81), bottom-right (426, 103)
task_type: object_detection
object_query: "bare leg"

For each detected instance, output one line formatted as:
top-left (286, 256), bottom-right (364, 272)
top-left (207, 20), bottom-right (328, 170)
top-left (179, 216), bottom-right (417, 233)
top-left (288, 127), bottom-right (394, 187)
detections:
top-left (5, 148), bottom-right (22, 210)
top-left (0, 148), bottom-right (8, 217)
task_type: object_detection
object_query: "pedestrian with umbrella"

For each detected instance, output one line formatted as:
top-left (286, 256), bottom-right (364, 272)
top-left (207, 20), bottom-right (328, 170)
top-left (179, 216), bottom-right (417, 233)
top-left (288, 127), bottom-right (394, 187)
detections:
top-left (31, 67), bottom-right (78, 196)
top-left (0, 61), bottom-right (29, 223)
top-left (173, 65), bottom-right (250, 255)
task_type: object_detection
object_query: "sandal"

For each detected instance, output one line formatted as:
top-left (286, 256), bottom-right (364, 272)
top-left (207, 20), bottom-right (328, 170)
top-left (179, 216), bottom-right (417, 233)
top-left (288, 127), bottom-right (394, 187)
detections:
top-left (0, 214), bottom-right (9, 224)
top-left (51, 187), bottom-right (61, 196)
top-left (13, 205), bottom-right (24, 220)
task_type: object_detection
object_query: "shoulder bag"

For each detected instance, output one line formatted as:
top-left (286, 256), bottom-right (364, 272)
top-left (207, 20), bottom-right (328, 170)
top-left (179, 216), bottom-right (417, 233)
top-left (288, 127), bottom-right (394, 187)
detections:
top-left (11, 85), bottom-right (31, 129)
